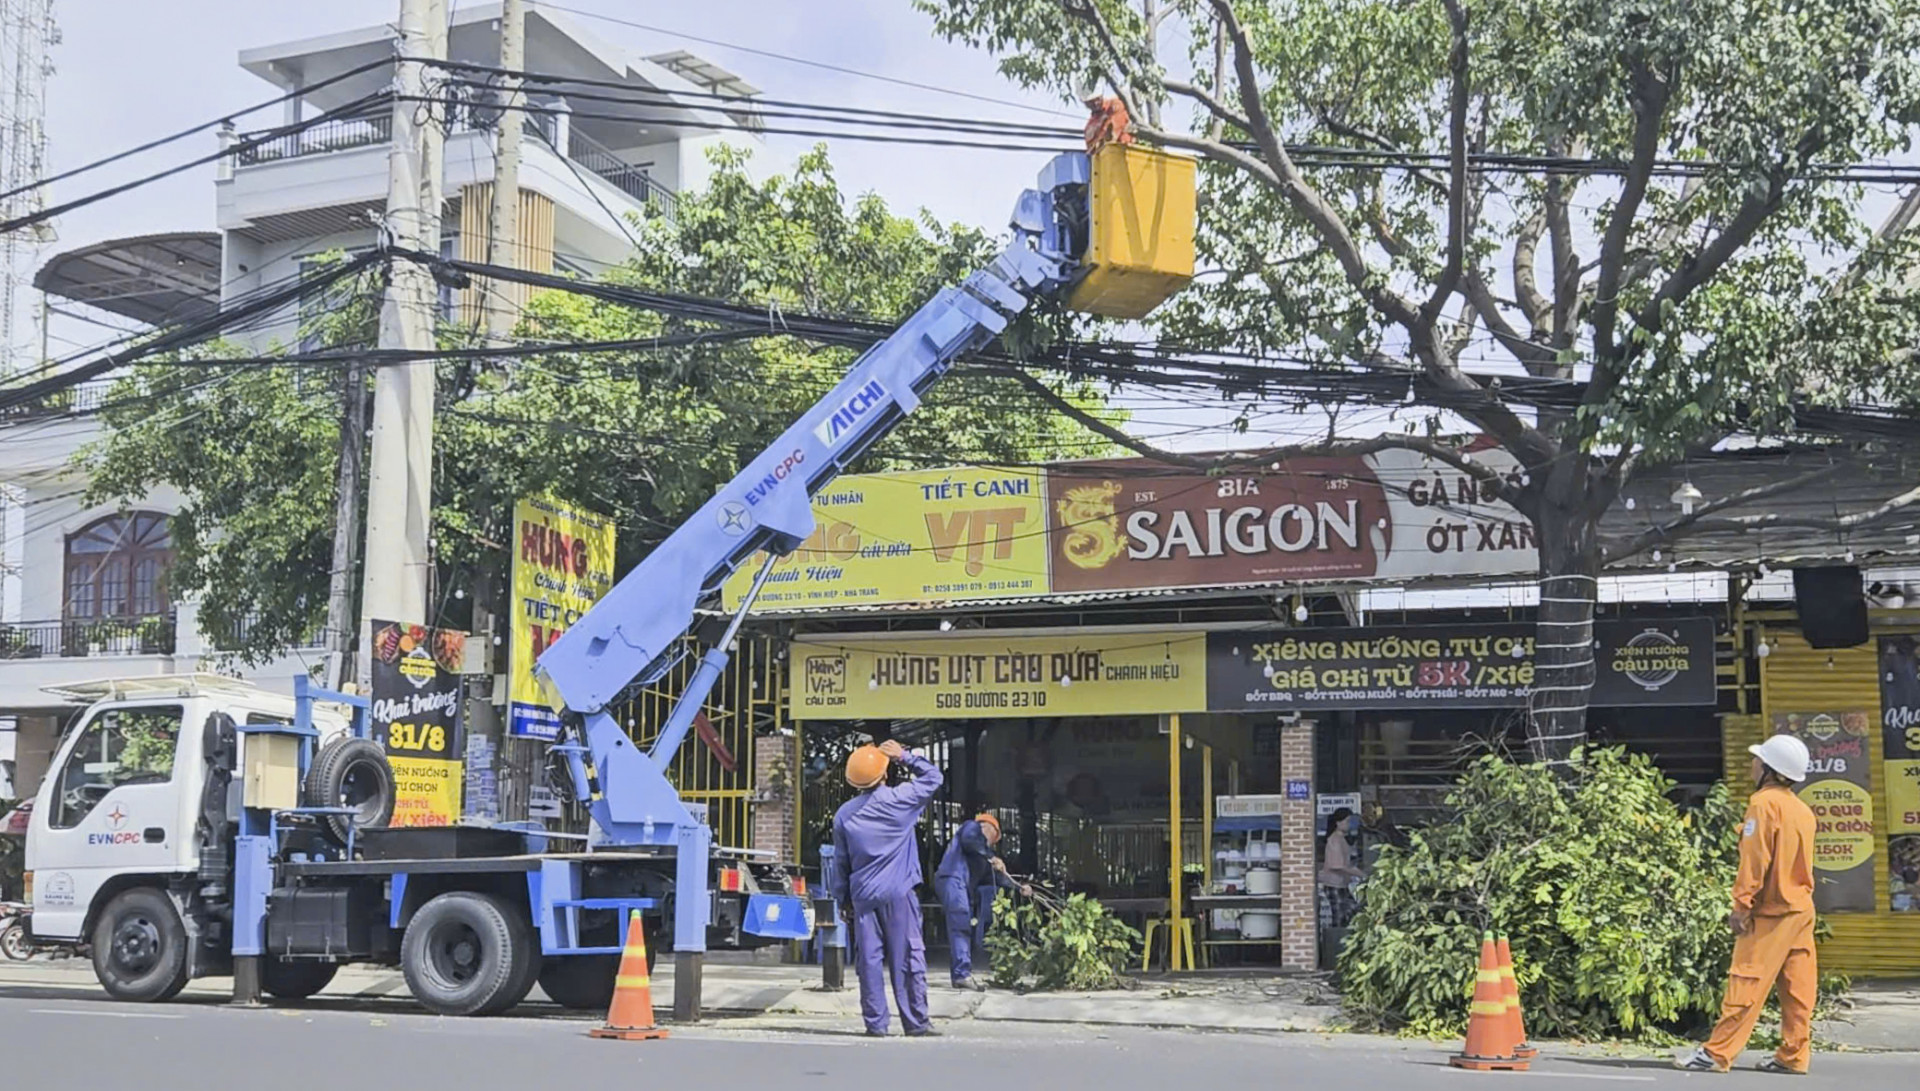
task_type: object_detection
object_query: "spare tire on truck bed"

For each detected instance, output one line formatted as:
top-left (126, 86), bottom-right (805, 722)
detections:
top-left (302, 735), bottom-right (395, 846)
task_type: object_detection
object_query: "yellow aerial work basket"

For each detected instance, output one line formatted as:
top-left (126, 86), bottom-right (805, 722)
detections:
top-left (1066, 143), bottom-right (1197, 320)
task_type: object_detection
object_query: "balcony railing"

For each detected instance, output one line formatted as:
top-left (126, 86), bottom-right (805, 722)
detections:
top-left (231, 105), bottom-right (676, 218)
top-left (0, 379), bottom-right (115, 421)
top-left (236, 111), bottom-right (392, 167)
top-left (566, 128), bottom-right (677, 218)
top-left (0, 614), bottom-right (177, 659)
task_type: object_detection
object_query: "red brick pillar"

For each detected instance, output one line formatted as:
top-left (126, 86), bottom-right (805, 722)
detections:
top-left (751, 733), bottom-right (798, 865)
top-left (1278, 717), bottom-right (1316, 971)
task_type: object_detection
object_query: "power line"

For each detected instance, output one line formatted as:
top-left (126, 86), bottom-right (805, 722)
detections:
top-left (0, 55), bottom-right (396, 207)
top-left (535, 3), bottom-right (1078, 120)
top-left (0, 91), bottom-right (393, 236)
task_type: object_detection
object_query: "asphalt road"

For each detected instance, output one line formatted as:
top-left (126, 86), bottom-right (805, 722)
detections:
top-left (0, 980), bottom-right (1912, 1090)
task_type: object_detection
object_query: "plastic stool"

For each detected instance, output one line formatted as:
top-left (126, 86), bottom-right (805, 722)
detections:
top-left (1141, 917), bottom-right (1197, 971)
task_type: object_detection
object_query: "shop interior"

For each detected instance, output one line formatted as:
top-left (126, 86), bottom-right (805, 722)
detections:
top-left (800, 698), bottom-right (1725, 971)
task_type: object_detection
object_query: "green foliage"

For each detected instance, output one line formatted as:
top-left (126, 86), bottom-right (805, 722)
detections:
top-left (1338, 748), bottom-right (1747, 1039)
top-left (919, 0), bottom-right (1920, 457)
top-left (84, 149), bottom-right (1113, 662)
top-left (988, 891), bottom-right (1140, 991)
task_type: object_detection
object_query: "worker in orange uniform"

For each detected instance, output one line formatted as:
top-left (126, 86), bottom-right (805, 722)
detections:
top-left (1677, 734), bottom-right (1818, 1074)
top-left (1082, 91), bottom-right (1134, 153)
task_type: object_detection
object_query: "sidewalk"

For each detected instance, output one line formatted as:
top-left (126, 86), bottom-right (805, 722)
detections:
top-left (2, 956), bottom-right (1914, 1052)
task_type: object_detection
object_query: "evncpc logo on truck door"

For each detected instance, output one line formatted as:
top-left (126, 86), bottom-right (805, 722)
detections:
top-left (813, 379), bottom-right (889, 447)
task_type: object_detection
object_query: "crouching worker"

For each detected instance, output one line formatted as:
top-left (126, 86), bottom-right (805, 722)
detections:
top-left (1678, 734), bottom-right (1817, 1074)
top-left (935, 812), bottom-right (1030, 991)
top-left (831, 739), bottom-right (943, 1037)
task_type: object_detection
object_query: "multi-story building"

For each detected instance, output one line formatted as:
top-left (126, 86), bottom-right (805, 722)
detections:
top-left (0, 2), bottom-right (763, 800)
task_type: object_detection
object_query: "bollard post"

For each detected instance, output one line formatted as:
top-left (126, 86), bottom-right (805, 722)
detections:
top-left (819, 844), bottom-right (846, 991)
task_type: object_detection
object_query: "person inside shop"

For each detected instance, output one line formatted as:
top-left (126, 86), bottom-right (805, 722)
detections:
top-left (935, 812), bottom-right (1031, 992)
top-left (1678, 734), bottom-right (1817, 1074)
top-left (831, 739), bottom-right (944, 1038)
top-left (1318, 807), bottom-right (1366, 928)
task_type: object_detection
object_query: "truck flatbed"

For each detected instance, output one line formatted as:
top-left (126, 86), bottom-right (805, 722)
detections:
top-left (278, 846), bottom-right (769, 879)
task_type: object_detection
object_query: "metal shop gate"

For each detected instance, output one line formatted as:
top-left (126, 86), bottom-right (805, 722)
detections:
top-left (614, 632), bottom-right (782, 850)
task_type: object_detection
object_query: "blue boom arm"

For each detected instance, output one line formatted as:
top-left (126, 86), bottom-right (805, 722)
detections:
top-left (534, 152), bottom-right (1090, 852)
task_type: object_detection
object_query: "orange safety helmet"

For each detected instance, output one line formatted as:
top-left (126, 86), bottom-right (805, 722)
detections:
top-left (974, 812), bottom-right (1001, 836)
top-left (845, 745), bottom-right (889, 789)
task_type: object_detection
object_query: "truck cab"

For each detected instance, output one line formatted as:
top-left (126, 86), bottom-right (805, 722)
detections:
top-left (25, 675), bottom-right (347, 946)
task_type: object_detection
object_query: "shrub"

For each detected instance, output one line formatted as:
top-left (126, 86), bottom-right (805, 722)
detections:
top-left (1339, 747), bottom-right (1746, 1039)
top-left (988, 891), bottom-right (1139, 991)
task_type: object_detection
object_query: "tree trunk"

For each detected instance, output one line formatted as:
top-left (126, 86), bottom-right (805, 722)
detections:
top-left (1528, 491), bottom-right (1602, 769)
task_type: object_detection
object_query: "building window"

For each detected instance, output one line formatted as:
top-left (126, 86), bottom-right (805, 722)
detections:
top-left (65, 512), bottom-right (173, 620)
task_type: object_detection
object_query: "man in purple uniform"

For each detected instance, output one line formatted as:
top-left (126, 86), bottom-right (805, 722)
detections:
top-left (831, 739), bottom-right (943, 1037)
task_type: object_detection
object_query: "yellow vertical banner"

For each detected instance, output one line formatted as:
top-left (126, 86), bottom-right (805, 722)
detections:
top-left (508, 496), bottom-right (617, 740)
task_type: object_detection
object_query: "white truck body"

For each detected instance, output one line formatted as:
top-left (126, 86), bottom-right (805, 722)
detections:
top-left (26, 675), bottom-right (346, 940)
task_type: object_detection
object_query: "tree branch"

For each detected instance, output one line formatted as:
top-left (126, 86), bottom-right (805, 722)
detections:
top-left (1207, 16), bottom-right (1228, 141)
top-left (1423, 0), bottom-right (1472, 321)
top-left (1598, 464), bottom-right (1847, 563)
top-left (1464, 267), bottom-right (1558, 374)
top-left (981, 362), bottom-right (1516, 495)
top-left (1545, 137), bottom-right (1584, 352)
top-left (1163, 77), bottom-right (1249, 134)
top-left (1201, 0), bottom-right (1423, 334)
top-left (1589, 60), bottom-right (1674, 364)
top-left (1511, 202), bottom-right (1549, 332)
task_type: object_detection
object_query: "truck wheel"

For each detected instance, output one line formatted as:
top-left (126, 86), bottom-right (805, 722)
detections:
top-left (91, 888), bottom-right (191, 1002)
top-left (261, 958), bottom-right (339, 1000)
top-left (400, 892), bottom-right (530, 1016)
top-left (536, 943), bottom-right (654, 1011)
top-left (1, 921), bottom-right (30, 960)
top-left (303, 736), bottom-right (395, 846)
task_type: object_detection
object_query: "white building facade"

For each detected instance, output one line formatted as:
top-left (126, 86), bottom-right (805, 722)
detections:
top-left (0, 3), bottom-right (763, 800)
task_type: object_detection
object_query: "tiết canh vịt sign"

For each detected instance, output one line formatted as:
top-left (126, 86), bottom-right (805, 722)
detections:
top-left (723, 467), bottom-right (1048, 612)
top-left (789, 632), bottom-right (1206, 720)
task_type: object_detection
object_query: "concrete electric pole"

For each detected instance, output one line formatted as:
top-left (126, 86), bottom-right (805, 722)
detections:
top-left (359, 0), bottom-right (447, 679)
top-left (485, 0), bottom-right (524, 347)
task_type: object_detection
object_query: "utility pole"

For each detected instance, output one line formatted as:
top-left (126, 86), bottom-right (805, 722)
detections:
top-left (322, 363), bottom-right (366, 690)
top-left (486, 0), bottom-right (525, 346)
top-left (360, 0), bottom-right (447, 680)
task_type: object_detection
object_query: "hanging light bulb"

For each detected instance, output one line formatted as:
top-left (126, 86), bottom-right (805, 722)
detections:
top-left (1510, 641), bottom-right (1526, 659)
top-left (1826, 655), bottom-right (1836, 671)
top-left (1403, 380), bottom-right (1416, 404)
top-left (1625, 496), bottom-right (1636, 511)
top-left (1668, 562), bottom-right (1678, 573)
top-left (1262, 662), bottom-right (1275, 679)
top-left (1845, 550), bottom-right (1856, 563)
top-left (1652, 548), bottom-right (1663, 562)
top-left (1756, 640), bottom-right (1772, 659)
top-left (1293, 601), bottom-right (1309, 623)
top-left (1060, 674), bottom-right (1073, 688)
top-left (868, 675), bottom-right (879, 691)
top-left (1671, 481), bottom-right (1704, 515)
top-left (939, 618), bottom-right (954, 632)
top-left (1757, 562), bottom-right (1772, 579)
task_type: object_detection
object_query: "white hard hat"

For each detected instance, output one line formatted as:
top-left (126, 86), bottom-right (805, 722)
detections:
top-left (1749, 735), bottom-right (1810, 783)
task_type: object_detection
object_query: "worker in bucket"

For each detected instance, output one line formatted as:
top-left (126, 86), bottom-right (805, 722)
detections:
top-left (1677, 734), bottom-right (1817, 1074)
top-left (935, 812), bottom-right (1030, 991)
top-left (831, 739), bottom-right (944, 1037)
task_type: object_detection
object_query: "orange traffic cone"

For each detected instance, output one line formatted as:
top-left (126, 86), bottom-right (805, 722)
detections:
top-left (589, 910), bottom-right (669, 1041)
top-left (1450, 932), bottom-right (1528, 1071)
top-left (1497, 935), bottom-right (1537, 1060)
